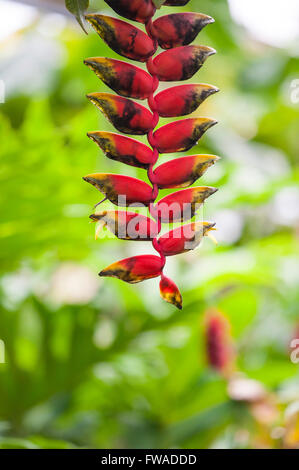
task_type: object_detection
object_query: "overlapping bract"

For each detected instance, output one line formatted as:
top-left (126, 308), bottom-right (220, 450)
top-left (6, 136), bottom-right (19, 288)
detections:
top-left (100, 255), bottom-right (163, 283)
top-left (90, 211), bottom-right (158, 241)
top-left (84, 0), bottom-right (219, 309)
top-left (158, 222), bottom-right (216, 256)
top-left (152, 45), bottom-right (216, 82)
top-left (85, 14), bottom-right (156, 62)
top-left (83, 173), bottom-right (153, 206)
top-left (104, 0), bottom-right (156, 24)
top-left (155, 187), bottom-right (217, 223)
top-left (87, 132), bottom-right (153, 169)
top-left (84, 58), bottom-right (154, 100)
top-left (87, 93), bottom-right (153, 135)
top-left (153, 118), bottom-right (217, 154)
top-left (153, 13), bottom-right (214, 49)
top-left (154, 155), bottom-right (219, 189)
top-left (155, 84), bottom-right (219, 117)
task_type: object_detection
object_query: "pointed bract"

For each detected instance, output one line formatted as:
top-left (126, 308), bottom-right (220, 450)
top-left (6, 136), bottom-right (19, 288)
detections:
top-left (158, 221), bottom-right (216, 256)
top-left (153, 45), bottom-right (216, 82)
top-left (104, 0), bottom-right (156, 24)
top-left (87, 132), bottom-right (153, 169)
top-left (154, 118), bottom-right (217, 154)
top-left (155, 186), bottom-right (218, 223)
top-left (90, 211), bottom-right (158, 240)
top-left (83, 173), bottom-right (153, 206)
top-left (160, 275), bottom-right (182, 309)
top-left (155, 84), bottom-right (219, 118)
top-left (85, 15), bottom-right (156, 63)
top-left (84, 58), bottom-right (154, 100)
top-left (87, 93), bottom-right (153, 135)
top-left (100, 255), bottom-right (163, 283)
top-left (154, 155), bottom-right (219, 189)
top-left (153, 12), bottom-right (214, 49)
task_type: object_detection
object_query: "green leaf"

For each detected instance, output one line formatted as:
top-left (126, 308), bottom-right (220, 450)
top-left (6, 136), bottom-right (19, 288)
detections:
top-left (153, 0), bottom-right (167, 8)
top-left (0, 438), bottom-right (39, 449)
top-left (166, 402), bottom-right (232, 444)
top-left (65, 0), bottom-right (89, 34)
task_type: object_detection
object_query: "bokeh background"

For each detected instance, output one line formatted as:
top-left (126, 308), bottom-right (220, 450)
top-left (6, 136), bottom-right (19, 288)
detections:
top-left (0, 0), bottom-right (299, 449)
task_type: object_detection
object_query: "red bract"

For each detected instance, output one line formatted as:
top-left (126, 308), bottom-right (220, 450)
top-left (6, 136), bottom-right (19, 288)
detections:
top-left (154, 118), bottom-right (217, 154)
top-left (153, 45), bottom-right (216, 81)
top-left (87, 93), bottom-right (153, 135)
top-left (155, 84), bottom-right (219, 118)
top-left (160, 275), bottom-right (182, 310)
top-left (158, 222), bottom-right (215, 256)
top-left (83, 173), bottom-right (153, 206)
top-left (154, 155), bottom-right (219, 189)
top-left (90, 211), bottom-right (158, 241)
top-left (155, 187), bottom-right (217, 223)
top-left (85, 15), bottom-right (156, 63)
top-left (104, 0), bottom-right (156, 24)
top-left (84, 58), bottom-right (154, 100)
top-left (84, 0), bottom-right (219, 308)
top-left (100, 255), bottom-right (163, 283)
top-left (87, 132), bottom-right (154, 169)
top-left (153, 13), bottom-right (214, 49)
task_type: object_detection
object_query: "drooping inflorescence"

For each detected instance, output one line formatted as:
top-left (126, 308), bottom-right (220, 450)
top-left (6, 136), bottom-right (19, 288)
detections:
top-left (83, 0), bottom-right (220, 309)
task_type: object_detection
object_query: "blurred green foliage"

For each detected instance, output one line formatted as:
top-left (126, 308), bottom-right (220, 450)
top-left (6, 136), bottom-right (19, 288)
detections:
top-left (0, 0), bottom-right (298, 449)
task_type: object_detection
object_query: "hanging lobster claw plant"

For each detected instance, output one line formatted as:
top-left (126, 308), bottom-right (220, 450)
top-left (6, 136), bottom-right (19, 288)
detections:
top-left (83, 0), bottom-right (220, 309)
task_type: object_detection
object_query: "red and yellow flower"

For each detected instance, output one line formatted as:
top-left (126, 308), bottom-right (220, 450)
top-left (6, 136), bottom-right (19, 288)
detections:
top-left (84, 0), bottom-right (219, 308)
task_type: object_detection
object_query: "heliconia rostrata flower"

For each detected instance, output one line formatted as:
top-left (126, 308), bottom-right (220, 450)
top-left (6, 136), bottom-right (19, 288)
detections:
top-left (83, 0), bottom-right (220, 309)
top-left (204, 309), bottom-right (234, 375)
